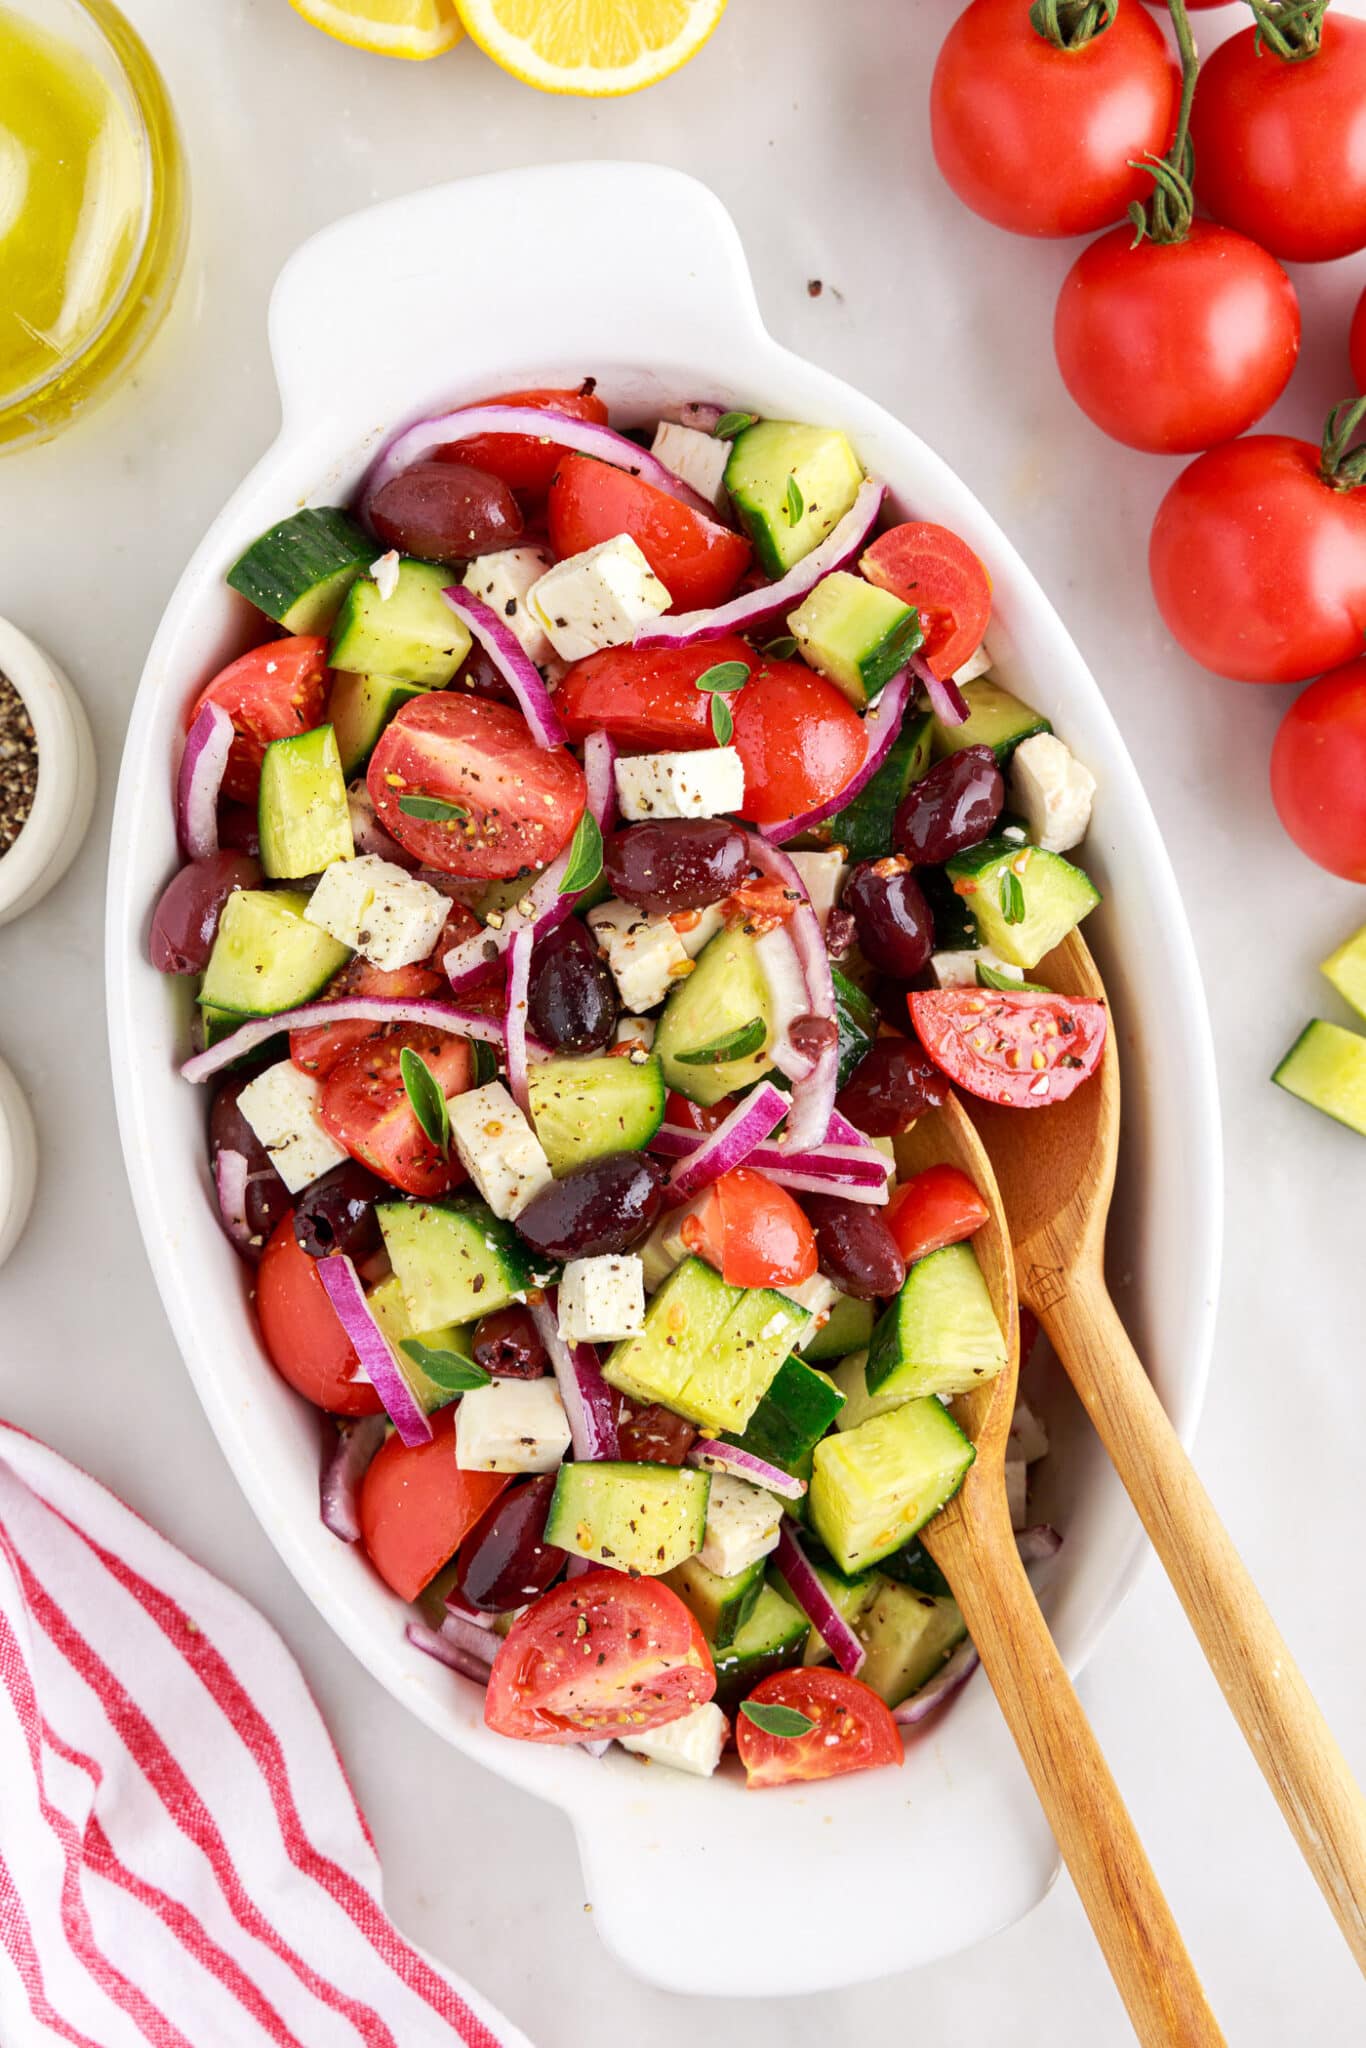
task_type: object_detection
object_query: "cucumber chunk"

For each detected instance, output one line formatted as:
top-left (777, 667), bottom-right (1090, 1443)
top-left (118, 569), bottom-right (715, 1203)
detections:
top-left (931, 678), bottom-right (1052, 765)
top-left (722, 1353), bottom-right (845, 1479)
top-left (802, 1293), bottom-right (875, 1363)
top-left (377, 1198), bottom-right (542, 1328)
top-left (788, 571), bottom-right (923, 710)
top-left (724, 421), bottom-right (864, 578)
top-left (526, 1053), bottom-right (665, 1174)
top-left (656, 926), bottom-right (776, 1107)
top-left (865, 1243), bottom-right (1008, 1401)
top-left (366, 1273), bottom-right (474, 1416)
top-left (1272, 1020), bottom-right (1366, 1137)
top-left (685, 1287), bottom-right (810, 1435)
top-left (545, 1462), bottom-right (710, 1576)
top-left (830, 1348), bottom-right (905, 1433)
top-left (711, 1579), bottom-right (811, 1709)
top-left (328, 558), bottom-right (472, 685)
top-left (775, 1560), bottom-right (878, 1667)
top-left (855, 1578), bottom-right (967, 1707)
top-left (603, 1257), bottom-right (805, 1434)
top-left (665, 1554), bottom-right (766, 1649)
top-left (832, 965), bottom-right (878, 1090)
top-left (1322, 924), bottom-right (1366, 1023)
top-left (227, 507), bottom-right (373, 633)
top-left (945, 836), bottom-right (1099, 971)
top-left (919, 864), bottom-right (979, 953)
top-left (810, 1399), bottom-right (974, 1575)
top-left (200, 888), bottom-right (350, 1016)
top-left (328, 671), bottom-right (429, 780)
top-left (258, 725), bottom-right (353, 880)
top-left (822, 711), bottom-right (934, 863)
top-left (880, 1537), bottom-right (953, 1600)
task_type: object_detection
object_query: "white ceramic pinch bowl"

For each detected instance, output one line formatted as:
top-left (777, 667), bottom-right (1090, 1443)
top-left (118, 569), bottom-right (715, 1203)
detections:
top-left (106, 164), bottom-right (1221, 1997)
top-left (0, 615), bottom-right (97, 928)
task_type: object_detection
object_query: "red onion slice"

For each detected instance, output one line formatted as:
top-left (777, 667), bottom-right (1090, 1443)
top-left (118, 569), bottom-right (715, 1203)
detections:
top-left (316, 1254), bottom-right (433, 1448)
top-left (754, 1166), bottom-right (888, 1205)
top-left (633, 480), bottom-right (884, 650)
top-left (437, 1607), bottom-right (499, 1670)
top-left (181, 996), bottom-right (483, 1083)
top-left (743, 836), bottom-right (837, 1155)
top-left (530, 1291), bottom-right (620, 1462)
top-left (176, 701), bottom-right (234, 861)
top-left (213, 1148), bottom-right (254, 1254)
top-left (893, 1637), bottom-right (980, 1725)
top-left (688, 1441), bottom-right (806, 1502)
top-left (504, 926), bottom-right (533, 1114)
top-left (360, 404), bottom-right (713, 522)
top-left (319, 1414), bottom-right (387, 1544)
top-left (758, 667), bottom-right (915, 845)
top-left (912, 652), bottom-right (970, 728)
top-left (405, 1621), bottom-right (493, 1688)
top-left (649, 1124), bottom-right (889, 1189)
top-left (442, 584), bottom-right (567, 751)
top-left (775, 1520), bottom-right (866, 1676)
top-left (666, 1082), bottom-right (790, 1199)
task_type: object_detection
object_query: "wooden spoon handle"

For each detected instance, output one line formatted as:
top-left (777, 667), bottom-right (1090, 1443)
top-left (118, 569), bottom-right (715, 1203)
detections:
top-left (1046, 1277), bottom-right (1366, 1973)
top-left (940, 1523), bottom-right (1224, 2045)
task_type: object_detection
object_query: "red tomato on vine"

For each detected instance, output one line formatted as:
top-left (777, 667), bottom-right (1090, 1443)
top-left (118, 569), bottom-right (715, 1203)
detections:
top-left (1270, 660), bottom-right (1366, 882)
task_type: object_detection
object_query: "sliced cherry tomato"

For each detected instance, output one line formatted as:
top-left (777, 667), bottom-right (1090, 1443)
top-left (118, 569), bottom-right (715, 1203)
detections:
top-left (484, 1571), bottom-right (715, 1745)
top-left (556, 635), bottom-right (755, 751)
top-left (1270, 659), bottom-right (1366, 882)
top-left (548, 454), bottom-right (751, 614)
top-left (886, 1164), bottom-right (991, 1266)
top-left (189, 636), bottom-right (329, 805)
top-left (861, 524), bottom-right (991, 680)
top-left (664, 1091), bottom-right (734, 1132)
top-left (255, 1215), bottom-right (381, 1416)
top-left (436, 385), bottom-right (610, 500)
top-left (360, 1406), bottom-right (510, 1602)
top-left (319, 1024), bottom-right (472, 1196)
top-left (909, 989), bottom-right (1107, 1108)
top-left (290, 957), bottom-right (445, 1078)
top-left (730, 657), bottom-right (866, 831)
top-left (736, 1668), bottom-right (902, 1788)
top-left (368, 694), bottom-right (586, 880)
top-left (681, 1167), bottom-right (818, 1289)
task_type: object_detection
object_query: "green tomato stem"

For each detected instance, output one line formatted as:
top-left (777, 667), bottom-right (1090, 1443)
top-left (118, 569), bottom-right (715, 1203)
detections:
top-left (1028, 0), bottom-right (1116, 51)
top-left (1320, 399), bottom-right (1366, 493)
top-left (1244, 0), bottom-right (1329, 61)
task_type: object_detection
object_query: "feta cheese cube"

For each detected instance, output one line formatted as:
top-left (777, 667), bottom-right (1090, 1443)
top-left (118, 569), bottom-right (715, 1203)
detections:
top-left (370, 549), bottom-right (401, 601)
top-left (777, 1271), bottom-right (840, 1351)
top-left (614, 748), bottom-right (745, 823)
top-left (527, 534), bottom-right (670, 662)
top-left (587, 898), bottom-right (722, 1012)
top-left (305, 854), bottom-right (448, 971)
top-left (789, 849), bottom-right (848, 932)
top-left (621, 1701), bottom-right (728, 1777)
top-left (1008, 1397), bottom-right (1050, 1465)
top-left (952, 641), bottom-right (993, 686)
top-left (462, 547), bottom-right (554, 665)
top-left (613, 1014), bottom-right (656, 1051)
top-left (699, 1474), bottom-right (783, 1578)
top-left (558, 1255), bottom-right (645, 1343)
top-left (1009, 733), bottom-right (1096, 854)
top-left (638, 1203), bottom-right (698, 1293)
top-left (650, 421), bottom-right (730, 511)
top-left (448, 1081), bottom-right (553, 1220)
top-left (235, 1060), bottom-right (348, 1195)
top-left (929, 946), bottom-right (1025, 990)
top-left (455, 1378), bottom-right (572, 1474)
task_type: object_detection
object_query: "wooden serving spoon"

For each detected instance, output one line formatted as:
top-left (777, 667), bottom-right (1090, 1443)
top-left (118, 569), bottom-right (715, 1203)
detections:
top-left (897, 1099), bottom-right (1224, 2046)
top-left (963, 929), bottom-right (1366, 1974)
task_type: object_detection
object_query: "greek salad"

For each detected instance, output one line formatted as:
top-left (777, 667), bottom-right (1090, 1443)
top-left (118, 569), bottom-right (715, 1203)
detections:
top-left (150, 386), bottom-right (1107, 1787)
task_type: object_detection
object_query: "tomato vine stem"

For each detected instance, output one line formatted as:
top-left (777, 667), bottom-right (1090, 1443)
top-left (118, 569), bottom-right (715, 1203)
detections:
top-left (1126, 0), bottom-right (1198, 244)
top-left (1028, 0), bottom-right (1116, 50)
top-left (1320, 399), bottom-right (1366, 493)
top-left (1244, 0), bottom-right (1329, 61)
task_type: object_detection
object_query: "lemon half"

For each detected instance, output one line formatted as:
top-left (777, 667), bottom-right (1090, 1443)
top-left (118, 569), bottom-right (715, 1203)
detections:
top-left (456, 0), bottom-right (726, 96)
top-left (288, 0), bottom-right (463, 60)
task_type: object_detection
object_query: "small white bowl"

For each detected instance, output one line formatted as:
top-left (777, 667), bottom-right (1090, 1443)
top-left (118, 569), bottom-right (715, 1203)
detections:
top-left (0, 616), bottom-right (97, 928)
top-left (0, 1056), bottom-right (37, 1270)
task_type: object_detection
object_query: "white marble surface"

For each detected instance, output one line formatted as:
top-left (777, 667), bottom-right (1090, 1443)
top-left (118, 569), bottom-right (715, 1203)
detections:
top-left (3, 0), bottom-right (1366, 2038)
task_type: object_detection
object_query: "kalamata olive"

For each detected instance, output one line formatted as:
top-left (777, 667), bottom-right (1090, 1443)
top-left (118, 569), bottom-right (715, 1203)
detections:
top-left (453, 643), bottom-right (517, 704)
top-left (471, 1305), bottom-right (547, 1379)
top-left (514, 1153), bottom-right (667, 1262)
top-left (208, 1075), bottom-right (290, 1253)
top-left (801, 1194), bottom-right (906, 1301)
top-left (292, 1160), bottom-right (386, 1262)
top-left (369, 460), bottom-right (523, 564)
top-left (149, 852), bottom-right (261, 974)
top-left (452, 1474), bottom-right (566, 1611)
top-left (835, 1036), bottom-right (949, 1135)
top-left (844, 856), bottom-right (935, 979)
top-left (217, 802), bottom-right (260, 857)
top-left (895, 745), bottom-right (1004, 865)
top-left (617, 1397), bottom-right (697, 1466)
top-left (603, 820), bottom-right (749, 915)
top-left (528, 925), bottom-right (618, 1052)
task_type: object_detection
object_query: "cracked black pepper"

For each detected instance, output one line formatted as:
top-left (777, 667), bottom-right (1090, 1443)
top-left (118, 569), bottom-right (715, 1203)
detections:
top-left (0, 672), bottom-right (37, 858)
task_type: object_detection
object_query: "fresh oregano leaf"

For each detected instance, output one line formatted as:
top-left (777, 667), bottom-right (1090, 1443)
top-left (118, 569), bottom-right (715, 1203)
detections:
top-left (711, 694), bottom-right (734, 745)
top-left (400, 1340), bottom-right (490, 1393)
top-left (694, 660), bottom-right (751, 694)
top-left (398, 794), bottom-right (468, 823)
top-left (740, 1700), bottom-right (817, 1739)
top-left (559, 809), bottom-right (604, 896)
top-left (675, 1016), bottom-right (766, 1065)
top-left (400, 1046), bottom-right (451, 1153)
top-left (999, 870), bottom-right (1026, 926)
top-left (785, 474), bottom-right (805, 525)
top-left (712, 410), bottom-right (758, 440)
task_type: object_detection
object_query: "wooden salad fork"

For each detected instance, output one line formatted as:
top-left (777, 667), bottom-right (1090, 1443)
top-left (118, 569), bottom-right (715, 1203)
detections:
top-left (964, 929), bottom-right (1366, 1975)
top-left (898, 1099), bottom-right (1224, 2046)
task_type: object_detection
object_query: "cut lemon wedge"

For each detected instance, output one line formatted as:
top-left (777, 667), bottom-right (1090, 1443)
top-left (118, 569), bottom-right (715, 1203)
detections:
top-left (288, 0), bottom-right (463, 59)
top-left (456, 0), bottom-right (726, 95)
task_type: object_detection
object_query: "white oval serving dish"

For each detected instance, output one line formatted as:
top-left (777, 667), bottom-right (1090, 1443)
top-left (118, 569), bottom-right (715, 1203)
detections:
top-left (105, 164), bottom-right (1221, 1998)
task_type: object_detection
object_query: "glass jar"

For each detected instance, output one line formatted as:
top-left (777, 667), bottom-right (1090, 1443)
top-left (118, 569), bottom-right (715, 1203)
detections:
top-left (0, 0), bottom-right (187, 452)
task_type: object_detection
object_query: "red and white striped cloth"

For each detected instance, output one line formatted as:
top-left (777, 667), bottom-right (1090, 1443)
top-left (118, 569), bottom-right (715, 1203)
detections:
top-left (0, 1420), bottom-right (533, 2048)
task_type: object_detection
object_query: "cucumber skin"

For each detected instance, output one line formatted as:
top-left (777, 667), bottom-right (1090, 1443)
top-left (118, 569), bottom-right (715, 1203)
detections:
top-left (832, 966), bottom-right (878, 1089)
top-left (199, 889), bottom-right (349, 1017)
top-left (823, 712), bottom-right (934, 864)
top-left (227, 508), bottom-right (371, 632)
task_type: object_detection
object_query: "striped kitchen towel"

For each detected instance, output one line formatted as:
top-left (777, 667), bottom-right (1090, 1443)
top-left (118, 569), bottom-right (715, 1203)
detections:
top-left (0, 1420), bottom-right (533, 2048)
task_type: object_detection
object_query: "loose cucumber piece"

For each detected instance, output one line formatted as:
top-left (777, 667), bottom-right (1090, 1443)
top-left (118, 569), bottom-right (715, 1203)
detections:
top-left (931, 677), bottom-right (1051, 765)
top-left (328, 558), bottom-right (472, 686)
top-left (1322, 924), bottom-right (1366, 1022)
top-left (802, 1293), bottom-right (875, 1363)
top-left (855, 1578), bottom-right (967, 1707)
top-left (788, 571), bottom-right (922, 710)
top-left (722, 1352), bottom-right (845, 1480)
top-left (200, 889), bottom-right (350, 1016)
top-left (526, 1054), bottom-right (665, 1174)
top-left (864, 1243), bottom-right (1008, 1401)
top-left (711, 1579), bottom-right (811, 1710)
top-left (822, 710), bottom-right (934, 863)
top-left (328, 671), bottom-right (429, 780)
top-left (665, 1554), bottom-right (766, 1649)
top-left (724, 421), bottom-right (864, 578)
top-left (945, 836), bottom-right (1099, 971)
top-left (810, 1398), bottom-right (974, 1575)
top-left (1272, 1020), bottom-right (1366, 1137)
top-left (545, 1462), bottom-right (710, 1576)
top-left (656, 925), bottom-right (775, 1106)
top-left (258, 725), bottom-right (353, 879)
top-left (377, 1198), bottom-right (542, 1328)
top-left (832, 965), bottom-right (878, 1089)
top-left (227, 507), bottom-right (373, 633)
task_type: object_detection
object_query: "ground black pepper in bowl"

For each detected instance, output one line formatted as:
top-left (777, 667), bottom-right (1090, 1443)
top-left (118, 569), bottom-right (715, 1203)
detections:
top-left (0, 672), bottom-right (38, 858)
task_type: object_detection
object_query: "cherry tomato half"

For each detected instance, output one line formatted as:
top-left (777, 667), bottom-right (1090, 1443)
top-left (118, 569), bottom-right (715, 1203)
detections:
top-left (368, 693), bottom-right (586, 879)
top-left (860, 524), bottom-right (992, 679)
top-left (681, 1167), bottom-right (818, 1290)
top-left (255, 1215), bottom-right (381, 1416)
top-left (360, 1406), bottom-right (510, 1602)
top-left (290, 957), bottom-right (445, 1079)
top-left (1270, 659), bottom-right (1366, 882)
top-left (548, 453), bottom-right (751, 614)
top-left (436, 385), bottom-right (610, 501)
top-left (319, 1024), bottom-right (472, 1197)
top-left (189, 636), bottom-right (329, 805)
top-left (736, 1669), bottom-right (902, 1788)
top-left (730, 657), bottom-right (866, 831)
top-left (908, 989), bottom-right (1108, 1108)
top-left (886, 1165), bottom-right (991, 1267)
top-left (556, 634), bottom-right (755, 751)
top-left (484, 1572), bottom-right (715, 1745)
